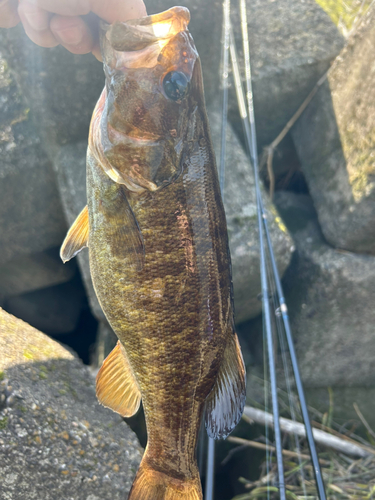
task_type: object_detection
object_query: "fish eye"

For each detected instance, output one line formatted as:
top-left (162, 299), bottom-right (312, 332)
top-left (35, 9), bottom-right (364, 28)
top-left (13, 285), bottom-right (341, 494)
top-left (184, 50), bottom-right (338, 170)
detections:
top-left (163, 71), bottom-right (189, 101)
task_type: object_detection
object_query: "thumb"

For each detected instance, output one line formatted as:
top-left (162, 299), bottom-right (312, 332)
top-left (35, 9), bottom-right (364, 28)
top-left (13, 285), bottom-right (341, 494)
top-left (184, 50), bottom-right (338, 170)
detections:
top-left (90, 0), bottom-right (147, 24)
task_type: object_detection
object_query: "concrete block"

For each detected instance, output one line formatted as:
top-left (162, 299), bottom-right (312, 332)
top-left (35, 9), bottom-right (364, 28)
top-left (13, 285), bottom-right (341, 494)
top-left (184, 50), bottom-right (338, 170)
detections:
top-left (292, 5), bottom-right (375, 253)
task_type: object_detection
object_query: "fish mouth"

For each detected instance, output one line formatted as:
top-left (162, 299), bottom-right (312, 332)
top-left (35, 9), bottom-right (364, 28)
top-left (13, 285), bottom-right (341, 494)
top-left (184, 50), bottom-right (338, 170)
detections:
top-left (100, 7), bottom-right (196, 71)
top-left (102, 7), bottom-right (190, 52)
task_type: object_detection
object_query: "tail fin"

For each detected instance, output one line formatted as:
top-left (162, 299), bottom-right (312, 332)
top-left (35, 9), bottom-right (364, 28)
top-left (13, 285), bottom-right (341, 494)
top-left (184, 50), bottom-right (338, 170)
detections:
top-left (128, 455), bottom-right (202, 500)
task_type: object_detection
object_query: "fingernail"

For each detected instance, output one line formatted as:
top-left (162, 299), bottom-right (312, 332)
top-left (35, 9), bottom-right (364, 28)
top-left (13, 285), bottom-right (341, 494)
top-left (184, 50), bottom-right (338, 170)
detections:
top-left (55, 25), bottom-right (83, 46)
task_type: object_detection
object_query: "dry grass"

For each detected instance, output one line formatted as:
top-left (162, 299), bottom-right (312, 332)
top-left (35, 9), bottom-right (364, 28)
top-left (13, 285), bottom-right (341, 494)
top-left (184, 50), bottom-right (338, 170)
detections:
top-left (231, 443), bottom-right (375, 499)
top-left (228, 382), bottom-right (375, 499)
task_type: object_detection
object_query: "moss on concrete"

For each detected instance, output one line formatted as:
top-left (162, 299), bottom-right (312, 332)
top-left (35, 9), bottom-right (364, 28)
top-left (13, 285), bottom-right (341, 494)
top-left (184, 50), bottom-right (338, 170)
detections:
top-left (316, 0), bottom-right (373, 33)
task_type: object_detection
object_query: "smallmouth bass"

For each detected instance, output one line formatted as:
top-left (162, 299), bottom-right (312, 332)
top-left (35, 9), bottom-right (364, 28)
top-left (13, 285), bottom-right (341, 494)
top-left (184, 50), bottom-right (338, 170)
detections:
top-left (61, 7), bottom-right (246, 500)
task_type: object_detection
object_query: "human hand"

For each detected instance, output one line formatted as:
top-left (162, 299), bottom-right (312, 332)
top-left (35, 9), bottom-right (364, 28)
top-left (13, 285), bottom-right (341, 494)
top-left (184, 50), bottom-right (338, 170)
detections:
top-left (0, 0), bottom-right (147, 59)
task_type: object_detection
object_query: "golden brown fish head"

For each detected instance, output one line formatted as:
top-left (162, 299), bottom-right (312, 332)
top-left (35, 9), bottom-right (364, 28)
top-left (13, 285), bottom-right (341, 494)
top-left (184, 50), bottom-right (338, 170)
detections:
top-left (92, 7), bottom-right (202, 193)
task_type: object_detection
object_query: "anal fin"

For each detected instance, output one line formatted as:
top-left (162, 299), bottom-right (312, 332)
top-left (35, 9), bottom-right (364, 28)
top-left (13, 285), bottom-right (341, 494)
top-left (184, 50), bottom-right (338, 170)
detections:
top-left (60, 205), bottom-right (89, 263)
top-left (96, 341), bottom-right (141, 417)
top-left (205, 331), bottom-right (246, 439)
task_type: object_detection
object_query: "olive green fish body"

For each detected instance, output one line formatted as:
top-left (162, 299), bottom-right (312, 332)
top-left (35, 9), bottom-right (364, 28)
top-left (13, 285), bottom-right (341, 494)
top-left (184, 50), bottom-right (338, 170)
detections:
top-left (87, 105), bottom-right (231, 474)
top-left (61, 7), bottom-right (246, 499)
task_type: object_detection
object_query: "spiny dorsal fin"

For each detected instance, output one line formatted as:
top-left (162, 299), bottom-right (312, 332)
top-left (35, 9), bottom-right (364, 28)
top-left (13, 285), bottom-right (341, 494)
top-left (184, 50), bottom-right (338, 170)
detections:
top-left (205, 331), bottom-right (246, 440)
top-left (60, 205), bottom-right (89, 263)
top-left (96, 341), bottom-right (141, 418)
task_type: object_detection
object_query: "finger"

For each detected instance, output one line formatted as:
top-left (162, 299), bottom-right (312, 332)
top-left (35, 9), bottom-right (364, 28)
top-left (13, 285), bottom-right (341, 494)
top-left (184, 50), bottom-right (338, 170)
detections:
top-left (18, 0), bottom-right (49, 31)
top-left (50, 14), bottom-right (94, 54)
top-left (25, 0), bottom-right (91, 17)
top-left (0, 0), bottom-right (20, 28)
top-left (90, 0), bottom-right (147, 23)
top-left (28, 0), bottom-right (147, 23)
top-left (18, 1), bottom-right (58, 47)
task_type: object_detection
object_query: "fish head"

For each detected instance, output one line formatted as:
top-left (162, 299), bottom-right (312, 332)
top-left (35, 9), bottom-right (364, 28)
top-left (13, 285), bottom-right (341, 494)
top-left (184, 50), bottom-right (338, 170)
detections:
top-left (92, 7), bottom-right (203, 193)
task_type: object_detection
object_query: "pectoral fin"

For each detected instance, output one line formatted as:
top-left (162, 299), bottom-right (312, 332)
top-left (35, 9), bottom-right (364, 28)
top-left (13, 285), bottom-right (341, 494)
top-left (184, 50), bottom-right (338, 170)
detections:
top-left (92, 185), bottom-right (145, 272)
top-left (96, 341), bottom-right (141, 418)
top-left (205, 331), bottom-right (246, 439)
top-left (60, 205), bottom-right (89, 263)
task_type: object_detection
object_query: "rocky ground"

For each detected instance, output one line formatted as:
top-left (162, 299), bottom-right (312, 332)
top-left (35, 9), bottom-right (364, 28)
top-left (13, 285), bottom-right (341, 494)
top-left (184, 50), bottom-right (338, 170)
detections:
top-left (0, 308), bottom-right (142, 500)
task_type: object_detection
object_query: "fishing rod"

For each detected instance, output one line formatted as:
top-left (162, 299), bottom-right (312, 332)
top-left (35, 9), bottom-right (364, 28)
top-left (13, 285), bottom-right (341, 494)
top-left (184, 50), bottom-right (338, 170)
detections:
top-left (207, 1), bottom-right (286, 497)
top-left (207, 1), bottom-right (328, 498)
top-left (219, 0), bottom-right (231, 195)
top-left (229, 18), bottom-right (286, 500)
top-left (234, 1), bottom-right (327, 498)
top-left (204, 2), bottom-right (231, 498)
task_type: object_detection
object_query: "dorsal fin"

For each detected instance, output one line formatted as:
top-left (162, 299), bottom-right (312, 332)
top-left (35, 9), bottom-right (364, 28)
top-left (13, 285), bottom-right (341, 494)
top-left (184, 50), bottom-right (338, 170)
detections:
top-left (60, 205), bottom-right (89, 263)
top-left (205, 330), bottom-right (246, 439)
top-left (96, 341), bottom-right (141, 418)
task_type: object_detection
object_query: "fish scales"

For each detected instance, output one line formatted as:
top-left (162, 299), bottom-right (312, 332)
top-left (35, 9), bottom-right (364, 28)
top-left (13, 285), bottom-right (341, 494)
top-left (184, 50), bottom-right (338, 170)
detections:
top-left (60, 7), bottom-right (246, 500)
top-left (88, 131), bottom-right (227, 469)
